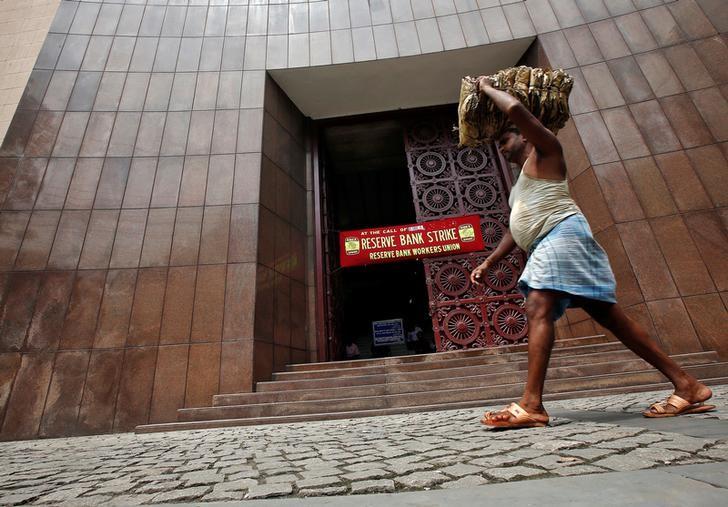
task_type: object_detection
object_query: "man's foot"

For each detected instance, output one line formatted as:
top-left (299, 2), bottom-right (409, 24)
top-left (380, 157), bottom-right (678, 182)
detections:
top-left (481, 402), bottom-right (549, 429)
top-left (674, 381), bottom-right (713, 406)
top-left (644, 382), bottom-right (715, 418)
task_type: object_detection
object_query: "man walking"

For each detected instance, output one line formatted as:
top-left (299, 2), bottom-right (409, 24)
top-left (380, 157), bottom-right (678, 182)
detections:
top-left (470, 77), bottom-right (714, 429)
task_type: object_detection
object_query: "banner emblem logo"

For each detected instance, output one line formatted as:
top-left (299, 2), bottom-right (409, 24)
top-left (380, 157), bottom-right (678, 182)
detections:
top-left (458, 223), bottom-right (476, 242)
top-left (344, 237), bottom-right (360, 255)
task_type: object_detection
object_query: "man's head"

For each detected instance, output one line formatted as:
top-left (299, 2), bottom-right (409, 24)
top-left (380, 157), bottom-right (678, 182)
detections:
top-left (497, 126), bottom-right (529, 165)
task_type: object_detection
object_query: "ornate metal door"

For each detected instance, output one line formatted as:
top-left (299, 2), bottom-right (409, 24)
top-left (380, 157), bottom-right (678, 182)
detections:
top-left (405, 117), bottom-right (529, 351)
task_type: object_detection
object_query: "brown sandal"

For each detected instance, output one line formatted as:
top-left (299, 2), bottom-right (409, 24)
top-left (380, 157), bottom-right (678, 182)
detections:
top-left (481, 402), bottom-right (549, 429)
top-left (643, 394), bottom-right (716, 418)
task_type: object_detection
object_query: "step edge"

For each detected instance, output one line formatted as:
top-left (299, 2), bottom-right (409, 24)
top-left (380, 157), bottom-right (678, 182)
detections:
top-left (137, 376), bottom-right (728, 434)
top-left (266, 343), bottom-right (632, 383)
top-left (277, 338), bottom-right (617, 376)
top-left (189, 361), bottom-right (728, 414)
top-left (283, 335), bottom-right (611, 372)
top-left (252, 353), bottom-right (721, 395)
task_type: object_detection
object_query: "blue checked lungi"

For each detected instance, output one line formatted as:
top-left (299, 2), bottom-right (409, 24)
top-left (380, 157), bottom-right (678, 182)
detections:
top-left (518, 213), bottom-right (617, 321)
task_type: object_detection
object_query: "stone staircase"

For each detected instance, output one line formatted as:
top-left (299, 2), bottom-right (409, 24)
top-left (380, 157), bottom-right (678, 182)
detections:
top-left (136, 335), bottom-right (728, 434)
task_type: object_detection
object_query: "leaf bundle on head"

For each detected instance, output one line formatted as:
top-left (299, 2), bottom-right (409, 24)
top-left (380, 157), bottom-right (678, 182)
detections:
top-left (457, 66), bottom-right (574, 147)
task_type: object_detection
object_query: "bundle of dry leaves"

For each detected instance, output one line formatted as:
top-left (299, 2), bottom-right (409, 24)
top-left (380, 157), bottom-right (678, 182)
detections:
top-left (458, 66), bottom-right (574, 147)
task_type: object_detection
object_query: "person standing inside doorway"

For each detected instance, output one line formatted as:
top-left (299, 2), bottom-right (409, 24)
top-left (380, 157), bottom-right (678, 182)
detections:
top-left (470, 77), bottom-right (715, 429)
top-left (345, 339), bottom-right (361, 360)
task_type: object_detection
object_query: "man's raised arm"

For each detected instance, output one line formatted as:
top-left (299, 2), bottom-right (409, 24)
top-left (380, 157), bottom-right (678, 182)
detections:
top-left (477, 78), bottom-right (562, 157)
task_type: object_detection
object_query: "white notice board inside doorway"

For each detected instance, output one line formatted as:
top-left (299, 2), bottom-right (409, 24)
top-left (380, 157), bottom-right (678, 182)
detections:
top-left (372, 319), bottom-right (405, 346)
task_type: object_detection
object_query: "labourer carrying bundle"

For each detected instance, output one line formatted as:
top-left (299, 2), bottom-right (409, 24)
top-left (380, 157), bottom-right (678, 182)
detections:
top-left (458, 66), bottom-right (574, 147)
top-left (460, 68), bottom-right (716, 429)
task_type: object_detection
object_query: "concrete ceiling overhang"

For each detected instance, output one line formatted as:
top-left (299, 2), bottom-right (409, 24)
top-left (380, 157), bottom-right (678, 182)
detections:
top-left (268, 37), bottom-right (535, 120)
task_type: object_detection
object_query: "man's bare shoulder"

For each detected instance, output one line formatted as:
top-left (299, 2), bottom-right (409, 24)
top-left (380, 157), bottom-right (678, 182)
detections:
top-left (529, 150), bottom-right (567, 180)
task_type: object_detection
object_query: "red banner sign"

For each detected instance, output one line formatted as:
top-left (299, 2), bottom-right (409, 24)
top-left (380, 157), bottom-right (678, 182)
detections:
top-left (339, 215), bottom-right (485, 268)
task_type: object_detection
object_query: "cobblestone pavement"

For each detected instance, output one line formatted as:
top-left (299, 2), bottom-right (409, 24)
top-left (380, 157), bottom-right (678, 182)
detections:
top-left (1, 385), bottom-right (727, 505)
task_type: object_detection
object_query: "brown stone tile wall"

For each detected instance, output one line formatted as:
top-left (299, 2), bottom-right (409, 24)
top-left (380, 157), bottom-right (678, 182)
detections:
top-left (257, 76), bottom-right (310, 383)
top-left (526, 0), bottom-right (728, 357)
top-left (0, 1), bottom-right (308, 439)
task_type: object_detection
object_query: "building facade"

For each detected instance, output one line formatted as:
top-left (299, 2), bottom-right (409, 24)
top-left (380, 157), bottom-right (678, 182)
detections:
top-left (0, 0), bottom-right (726, 439)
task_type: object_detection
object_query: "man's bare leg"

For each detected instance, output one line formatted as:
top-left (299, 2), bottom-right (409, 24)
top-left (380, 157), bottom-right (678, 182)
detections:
top-left (581, 300), bottom-right (712, 413)
top-left (486, 289), bottom-right (559, 423)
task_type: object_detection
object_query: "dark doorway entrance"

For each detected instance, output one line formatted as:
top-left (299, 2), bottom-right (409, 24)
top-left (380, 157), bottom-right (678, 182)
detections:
top-left (316, 108), bottom-right (526, 361)
top-left (340, 262), bottom-right (434, 359)
top-left (319, 118), bottom-right (433, 360)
